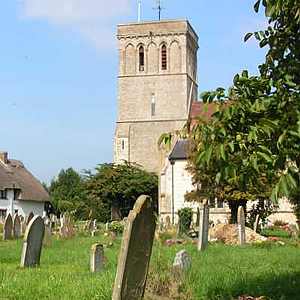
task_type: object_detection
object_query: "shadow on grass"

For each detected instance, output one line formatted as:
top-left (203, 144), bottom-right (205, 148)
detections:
top-left (206, 272), bottom-right (300, 300)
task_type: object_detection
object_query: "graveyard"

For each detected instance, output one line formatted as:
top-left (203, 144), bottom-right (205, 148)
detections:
top-left (0, 208), bottom-right (299, 300)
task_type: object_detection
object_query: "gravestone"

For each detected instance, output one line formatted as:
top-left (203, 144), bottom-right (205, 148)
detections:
top-left (112, 195), bottom-right (156, 300)
top-left (91, 219), bottom-right (97, 236)
top-left (43, 219), bottom-right (52, 247)
top-left (165, 215), bottom-right (171, 229)
top-left (13, 214), bottom-right (21, 238)
top-left (105, 222), bottom-right (109, 231)
top-left (3, 214), bottom-right (13, 240)
top-left (90, 243), bottom-right (104, 273)
top-left (26, 212), bottom-right (34, 225)
top-left (253, 214), bottom-right (260, 233)
top-left (20, 216), bottom-right (45, 267)
top-left (172, 250), bottom-right (191, 271)
top-left (237, 206), bottom-right (246, 245)
top-left (198, 202), bottom-right (209, 251)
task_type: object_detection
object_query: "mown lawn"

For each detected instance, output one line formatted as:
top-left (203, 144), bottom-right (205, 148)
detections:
top-left (0, 235), bottom-right (299, 300)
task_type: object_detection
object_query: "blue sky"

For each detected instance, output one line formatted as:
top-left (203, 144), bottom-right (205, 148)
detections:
top-left (0, 0), bottom-right (267, 183)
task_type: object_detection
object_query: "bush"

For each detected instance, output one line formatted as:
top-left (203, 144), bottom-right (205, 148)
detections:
top-left (178, 207), bottom-right (193, 235)
top-left (110, 221), bottom-right (124, 235)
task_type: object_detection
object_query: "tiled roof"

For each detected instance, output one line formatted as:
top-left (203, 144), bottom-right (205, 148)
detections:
top-left (169, 139), bottom-right (190, 160)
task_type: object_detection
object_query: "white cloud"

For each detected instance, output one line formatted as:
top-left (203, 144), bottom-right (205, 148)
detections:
top-left (21, 0), bottom-right (132, 50)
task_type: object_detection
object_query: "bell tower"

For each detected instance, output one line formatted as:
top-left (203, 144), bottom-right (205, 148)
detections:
top-left (114, 20), bottom-right (198, 173)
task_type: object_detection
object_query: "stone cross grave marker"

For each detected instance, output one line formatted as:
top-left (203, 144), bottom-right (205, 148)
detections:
top-left (253, 214), bottom-right (260, 233)
top-left (26, 212), bottom-right (34, 225)
top-left (13, 214), bottom-right (21, 238)
top-left (198, 202), bottom-right (209, 251)
top-left (112, 195), bottom-right (156, 300)
top-left (20, 216), bottom-right (45, 267)
top-left (237, 206), bottom-right (246, 245)
top-left (173, 249), bottom-right (191, 272)
top-left (90, 243), bottom-right (104, 273)
top-left (3, 214), bottom-right (13, 240)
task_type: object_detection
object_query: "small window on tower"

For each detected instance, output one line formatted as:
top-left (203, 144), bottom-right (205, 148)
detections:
top-left (139, 46), bottom-right (145, 71)
top-left (121, 139), bottom-right (125, 150)
top-left (161, 44), bottom-right (167, 70)
top-left (151, 93), bottom-right (156, 116)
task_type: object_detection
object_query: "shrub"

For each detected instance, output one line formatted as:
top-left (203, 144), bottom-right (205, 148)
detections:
top-left (178, 207), bottom-right (193, 235)
top-left (110, 221), bottom-right (124, 235)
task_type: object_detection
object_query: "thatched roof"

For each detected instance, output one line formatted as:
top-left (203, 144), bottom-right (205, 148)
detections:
top-left (0, 153), bottom-right (49, 202)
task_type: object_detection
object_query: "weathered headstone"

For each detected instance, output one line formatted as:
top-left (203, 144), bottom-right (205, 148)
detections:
top-left (165, 215), bottom-right (171, 229)
top-left (3, 214), bottom-right (13, 240)
top-left (253, 214), bottom-right (260, 233)
top-left (172, 250), bottom-right (191, 271)
top-left (198, 202), bottom-right (209, 251)
top-left (20, 216), bottom-right (45, 267)
top-left (112, 195), bottom-right (156, 300)
top-left (91, 219), bottom-right (97, 236)
top-left (237, 206), bottom-right (246, 245)
top-left (105, 222), bottom-right (109, 231)
top-left (90, 243), bottom-right (104, 273)
top-left (13, 214), bottom-right (21, 238)
top-left (43, 219), bottom-right (52, 247)
top-left (26, 212), bottom-right (34, 225)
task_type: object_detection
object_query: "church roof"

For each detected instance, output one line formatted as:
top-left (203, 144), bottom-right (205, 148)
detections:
top-left (169, 139), bottom-right (190, 161)
top-left (169, 102), bottom-right (218, 161)
top-left (0, 152), bottom-right (50, 202)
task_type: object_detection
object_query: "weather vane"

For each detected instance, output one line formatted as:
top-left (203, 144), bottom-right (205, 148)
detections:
top-left (153, 0), bottom-right (164, 21)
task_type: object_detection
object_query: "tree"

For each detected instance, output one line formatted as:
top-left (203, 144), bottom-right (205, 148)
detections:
top-left (84, 162), bottom-right (158, 222)
top-left (162, 0), bottom-right (300, 222)
top-left (188, 0), bottom-right (300, 221)
top-left (49, 168), bottom-right (86, 218)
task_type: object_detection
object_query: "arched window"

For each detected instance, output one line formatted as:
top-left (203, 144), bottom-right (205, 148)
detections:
top-left (161, 44), bottom-right (167, 70)
top-left (139, 46), bottom-right (145, 71)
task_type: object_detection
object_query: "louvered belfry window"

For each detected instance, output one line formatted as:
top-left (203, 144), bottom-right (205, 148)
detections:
top-left (139, 46), bottom-right (145, 71)
top-left (161, 45), bottom-right (167, 70)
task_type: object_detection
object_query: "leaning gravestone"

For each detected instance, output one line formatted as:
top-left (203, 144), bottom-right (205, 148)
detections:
top-left (3, 214), bottom-right (13, 240)
top-left (90, 243), bottom-right (104, 273)
top-left (112, 195), bottom-right (156, 300)
top-left (20, 216), bottom-right (45, 267)
top-left (253, 214), bottom-right (260, 233)
top-left (26, 212), bottom-right (34, 225)
top-left (198, 201), bottom-right (209, 251)
top-left (237, 206), bottom-right (246, 245)
top-left (13, 214), bottom-right (21, 238)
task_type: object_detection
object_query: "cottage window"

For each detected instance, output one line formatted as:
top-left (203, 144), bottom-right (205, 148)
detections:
top-left (161, 44), bottom-right (167, 70)
top-left (0, 190), bottom-right (7, 199)
top-left (0, 209), bottom-right (7, 219)
top-left (139, 46), bottom-right (145, 71)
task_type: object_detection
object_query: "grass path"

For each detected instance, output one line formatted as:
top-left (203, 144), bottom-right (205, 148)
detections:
top-left (0, 236), bottom-right (299, 299)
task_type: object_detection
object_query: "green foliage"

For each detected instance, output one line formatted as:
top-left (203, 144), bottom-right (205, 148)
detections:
top-left (84, 162), bottom-right (158, 222)
top-left (49, 168), bottom-right (86, 218)
top-left (109, 221), bottom-right (124, 235)
top-left (247, 199), bottom-right (274, 229)
top-left (183, 0), bottom-right (300, 212)
top-left (178, 207), bottom-right (193, 235)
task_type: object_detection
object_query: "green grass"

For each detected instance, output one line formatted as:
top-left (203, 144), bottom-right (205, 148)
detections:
top-left (261, 228), bottom-right (291, 238)
top-left (0, 236), bottom-right (299, 300)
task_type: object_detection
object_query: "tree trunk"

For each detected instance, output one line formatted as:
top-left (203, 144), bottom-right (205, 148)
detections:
top-left (228, 200), bottom-right (247, 224)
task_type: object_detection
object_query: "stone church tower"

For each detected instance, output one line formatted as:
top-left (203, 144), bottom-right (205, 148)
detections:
top-left (114, 20), bottom-right (198, 173)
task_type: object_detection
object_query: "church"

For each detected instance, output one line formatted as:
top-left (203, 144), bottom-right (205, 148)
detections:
top-left (113, 18), bottom-right (296, 225)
